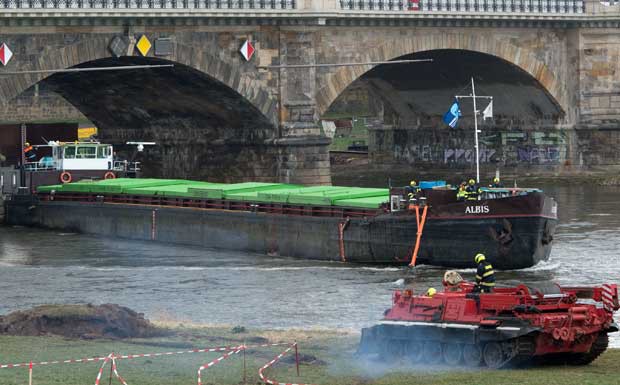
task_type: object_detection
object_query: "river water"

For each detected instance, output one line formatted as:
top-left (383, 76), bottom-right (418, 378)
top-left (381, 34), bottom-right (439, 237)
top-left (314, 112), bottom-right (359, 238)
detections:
top-left (0, 185), bottom-right (619, 347)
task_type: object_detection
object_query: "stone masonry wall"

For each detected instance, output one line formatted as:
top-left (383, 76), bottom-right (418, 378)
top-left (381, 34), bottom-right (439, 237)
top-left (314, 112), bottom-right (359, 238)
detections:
top-left (578, 28), bottom-right (620, 128)
top-left (369, 125), bottom-right (577, 176)
top-left (314, 27), bottom-right (574, 125)
top-left (3, 22), bottom-right (620, 180)
top-left (0, 85), bottom-right (86, 124)
top-left (330, 26), bottom-right (620, 175)
top-left (0, 26), bottom-right (331, 184)
top-left (571, 28), bottom-right (620, 170)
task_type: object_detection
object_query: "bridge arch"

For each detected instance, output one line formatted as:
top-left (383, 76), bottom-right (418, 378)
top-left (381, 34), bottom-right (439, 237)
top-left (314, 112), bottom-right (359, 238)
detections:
top-left (0, 36), bottom-right (278, 126)
top-left (316, 33), bottom-right (566, 119)
top-left (0, 35), bottom-right (285, 181)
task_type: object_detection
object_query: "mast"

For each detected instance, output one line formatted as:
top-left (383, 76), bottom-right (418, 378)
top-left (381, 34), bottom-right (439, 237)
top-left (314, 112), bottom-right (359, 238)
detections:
top-left (471, 77), bottom-right (480, 184)
top-left (455, 78), bottom-right (492, 185)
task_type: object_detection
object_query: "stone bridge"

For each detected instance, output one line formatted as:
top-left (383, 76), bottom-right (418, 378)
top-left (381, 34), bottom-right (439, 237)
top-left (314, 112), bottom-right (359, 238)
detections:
top-left (1, 0), bottom-right (620, 182)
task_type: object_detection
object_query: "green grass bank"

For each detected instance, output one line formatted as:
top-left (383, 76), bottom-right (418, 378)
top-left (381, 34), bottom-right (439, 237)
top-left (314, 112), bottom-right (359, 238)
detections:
top-left (0, 324), bottom-right (618, 385)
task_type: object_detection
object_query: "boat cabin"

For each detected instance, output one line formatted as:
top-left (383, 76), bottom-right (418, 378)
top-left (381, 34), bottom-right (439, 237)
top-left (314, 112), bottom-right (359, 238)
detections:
top-left (21, 141), bottom-right (139, 189)
top-left (55, 142), bottom-right (114, 171)
top-left (26, 141), bottom-right (115, 172)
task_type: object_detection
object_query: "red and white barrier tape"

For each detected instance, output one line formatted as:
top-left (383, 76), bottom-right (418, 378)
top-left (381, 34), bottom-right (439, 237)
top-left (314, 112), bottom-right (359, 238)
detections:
top-left (244, 342), bottom-right (295, 349)
top-left (116, 345), bottom-right (240, 360)
top-left (0, 344), bottom-right (244, 369)
top-left (1, 356), bottom-right (108, 369)
top-left (258, 344), bottom-right (315, 385)
top-left (196, 342), bottom-right (303, 385)
top-left (2, 340), bottom-right (315, 385)
top-left (196, 348), bottom-right (242, 385)
top-left (194, 342), bottom-right (310, 385)
top-left (94, 354), bottom-right (128, 385)
top-left (94, 354), bottom-right (114, 385)
top-left (111, 356), bottom-right (128, 385)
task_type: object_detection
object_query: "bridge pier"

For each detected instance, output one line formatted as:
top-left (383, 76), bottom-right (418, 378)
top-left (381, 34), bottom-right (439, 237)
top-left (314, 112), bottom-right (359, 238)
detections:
top-left (275, 30), bottom-right (332, 184)
top-left (272, 136), bottom-right (332, 185)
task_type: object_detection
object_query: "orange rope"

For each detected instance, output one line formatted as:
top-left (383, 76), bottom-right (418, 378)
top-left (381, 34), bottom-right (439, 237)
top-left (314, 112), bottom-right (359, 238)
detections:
top-left (338, 218), bottom-right (350, 262)
top-left (409, 205), bottom-right (428, 267)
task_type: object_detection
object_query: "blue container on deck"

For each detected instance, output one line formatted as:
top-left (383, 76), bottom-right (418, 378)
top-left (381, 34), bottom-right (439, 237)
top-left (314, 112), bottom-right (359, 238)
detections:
top-left (419, 180), bottom-right (446, 189)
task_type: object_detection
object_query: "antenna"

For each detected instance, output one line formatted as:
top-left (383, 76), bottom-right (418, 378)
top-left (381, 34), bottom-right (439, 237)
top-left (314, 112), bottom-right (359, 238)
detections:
top-left (258, 59), bottom-right (433, 70)
top-left (455, 78), bottom-right (493, 184)
top-left (0, 64), bottom-right (174, 76)
top-left (126, 142), bottom-right (156, 152)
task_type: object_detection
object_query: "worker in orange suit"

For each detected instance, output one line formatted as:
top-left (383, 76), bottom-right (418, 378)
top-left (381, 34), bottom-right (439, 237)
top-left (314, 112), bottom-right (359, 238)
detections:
top-left (23, 142), bottom-right (36, 161)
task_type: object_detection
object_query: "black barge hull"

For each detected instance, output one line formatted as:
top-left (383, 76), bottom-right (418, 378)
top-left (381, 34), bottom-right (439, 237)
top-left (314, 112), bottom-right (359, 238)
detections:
top-left (5, 192), bottom-right (557, 269)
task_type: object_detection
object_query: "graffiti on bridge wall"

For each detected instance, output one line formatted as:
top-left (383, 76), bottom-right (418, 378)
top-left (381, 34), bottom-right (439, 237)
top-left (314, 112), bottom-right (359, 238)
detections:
top-left (393, 145), bottom-right (434, 163)
top-left (516, 146), bottom-right (561, 164)
top-left (389, 130), bottom-right (567, 165)
top-left (503, 131), bottom-right (565, 164)
top-left (443, 148), bottom-right (496, 164)
top-left (393, 144), bottom-right (497, 164)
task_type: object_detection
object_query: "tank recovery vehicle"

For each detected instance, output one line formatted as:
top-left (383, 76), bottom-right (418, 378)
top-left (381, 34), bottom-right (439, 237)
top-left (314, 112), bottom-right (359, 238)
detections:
top-left (359, 274), bottom-right (619, 368)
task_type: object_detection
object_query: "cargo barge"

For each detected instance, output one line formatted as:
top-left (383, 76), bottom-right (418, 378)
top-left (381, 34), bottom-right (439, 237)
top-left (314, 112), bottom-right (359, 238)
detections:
top-left (5, 177), bottom-right (557, 269)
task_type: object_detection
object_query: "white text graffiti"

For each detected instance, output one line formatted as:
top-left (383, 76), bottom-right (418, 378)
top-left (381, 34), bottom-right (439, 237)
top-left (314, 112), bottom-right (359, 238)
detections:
top-left (444, 148), bottom-right (496, 164)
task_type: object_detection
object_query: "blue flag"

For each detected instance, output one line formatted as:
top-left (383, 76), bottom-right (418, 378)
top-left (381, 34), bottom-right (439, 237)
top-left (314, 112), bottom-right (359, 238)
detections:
top-left (443, 101), bottom-right (461, 128)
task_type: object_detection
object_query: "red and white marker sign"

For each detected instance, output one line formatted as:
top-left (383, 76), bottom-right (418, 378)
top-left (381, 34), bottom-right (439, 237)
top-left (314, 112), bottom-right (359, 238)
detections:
top-left (240, 40), bottom-right (255, 61)
top-left (0, 43), bottom-right (13, 66)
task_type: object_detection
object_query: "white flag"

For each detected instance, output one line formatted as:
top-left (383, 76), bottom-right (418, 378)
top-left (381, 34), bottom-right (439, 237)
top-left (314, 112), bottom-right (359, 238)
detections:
top-left (482, 100), bottom-right (493, 120)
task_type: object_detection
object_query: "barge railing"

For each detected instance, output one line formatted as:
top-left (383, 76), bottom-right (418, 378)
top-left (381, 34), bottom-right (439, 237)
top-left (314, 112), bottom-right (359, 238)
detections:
top-left (39, 191), bottom-right (384, 218)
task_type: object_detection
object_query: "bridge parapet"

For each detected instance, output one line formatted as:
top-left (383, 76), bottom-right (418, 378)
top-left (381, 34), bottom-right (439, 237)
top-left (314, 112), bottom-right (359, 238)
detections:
top-left (0, 0), bottom-right (297, 9)
top-left (1, 0), bottom-right (618, 22)
top-left (339, 0), bottom-right (586, 14)
top-left (1, 0), bottom-right (618, 16)
top-left (585, 0), bottom-right (620, 13)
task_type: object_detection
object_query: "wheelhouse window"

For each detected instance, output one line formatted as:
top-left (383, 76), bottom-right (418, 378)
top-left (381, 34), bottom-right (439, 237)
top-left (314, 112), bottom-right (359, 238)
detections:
top-left (64, 146), bottom-right (76, 159)
top-left (76, 146), bottom-right (96, 159)
top-left (97, 145), bottom-right (111, 159)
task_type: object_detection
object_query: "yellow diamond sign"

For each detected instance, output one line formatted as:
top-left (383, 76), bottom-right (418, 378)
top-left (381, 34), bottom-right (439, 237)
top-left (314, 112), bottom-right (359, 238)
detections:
top-left (136, 35), bottom-right (151, 56)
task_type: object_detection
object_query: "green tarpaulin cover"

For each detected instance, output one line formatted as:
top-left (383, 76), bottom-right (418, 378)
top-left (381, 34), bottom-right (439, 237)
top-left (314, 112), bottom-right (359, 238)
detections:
top-left (37, 179), bottom-right (388, 209)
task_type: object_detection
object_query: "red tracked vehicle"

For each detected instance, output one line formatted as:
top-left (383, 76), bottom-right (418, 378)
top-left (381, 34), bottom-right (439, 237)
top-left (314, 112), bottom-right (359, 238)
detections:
top-left (358, 277), bottom-right (620, 368)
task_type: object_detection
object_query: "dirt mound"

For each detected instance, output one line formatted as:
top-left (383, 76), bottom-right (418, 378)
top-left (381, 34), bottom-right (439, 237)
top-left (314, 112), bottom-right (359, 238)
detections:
top-left (0, 304), bottom-right (160, 339)
top-left (282, 352), bottom-right (326, 366)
